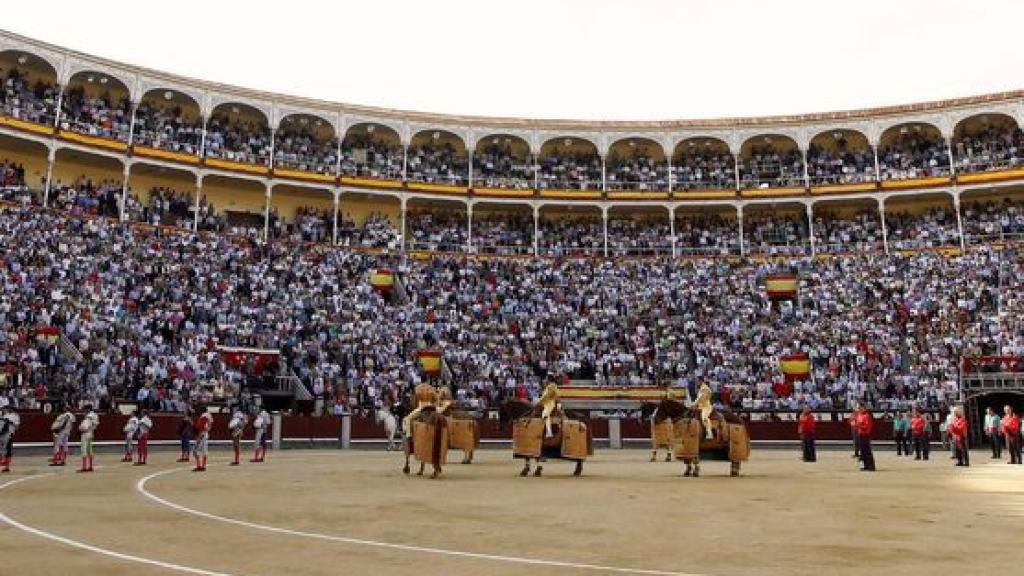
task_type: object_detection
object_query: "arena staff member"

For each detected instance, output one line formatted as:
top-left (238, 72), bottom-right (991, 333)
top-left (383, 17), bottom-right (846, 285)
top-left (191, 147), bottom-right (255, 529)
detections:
top-left (228, 408), bottom-right (246, 466)
top-left (50, 405), bottom-right (75, 466)
top-left (984, 407), bottom-right (1002, 460)
top-left (251, 409), bottom-right (270, 463)
top-left (1001, 406), bottom-right (1021, 465)
top-left (135, 411), bottom-right (152, 466)
top-left (797, 406), bottom-right (816, 462)
top-left (0, 405), bottom-right (20, 473)
top-left (910, 410), bottom-right (931, 461)
top-left (893, 412), bottom-right (911, 457)
top-left (78, 406), bottom-right (99, 473)
top-left (192, 407), bottom-right (212, 472)
top-left (949, 407), bottom-right (970, 467)
top-left (176, 410), bottom-right (193, 463)
top-left (854, 403), bottom-right (875, 472)
top-left (122, 410), bottom-right (140, 462)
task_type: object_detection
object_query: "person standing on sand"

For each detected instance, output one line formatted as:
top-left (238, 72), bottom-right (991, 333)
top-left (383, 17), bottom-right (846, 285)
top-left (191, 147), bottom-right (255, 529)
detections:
top-left (949, 407), bottom-right (970, 467)
top-left (910, 410), bottom-right (931, 461)
top-left (797, 407), bottom-right (816, 462)
top-left (854, 403), bottom-right (875, 472)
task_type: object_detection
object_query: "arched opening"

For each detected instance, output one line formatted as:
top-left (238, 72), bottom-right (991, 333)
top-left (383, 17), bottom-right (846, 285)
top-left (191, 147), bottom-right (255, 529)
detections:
top-left (744, 202), bottom-right (809, 256)
top-left (884, 193), bottom-right (958, 250)
top-left (275, 114), bottom-right (338, 175)
top-left (62, 70), bottom-right (132, 141)
top-left (336, 192), bottom-right (400, 249)
top-left (200, 175), bottom-right (266, 239)
top-left (405, 198), bottom-right (467, 252)
top-left (205, 103), bottom-right (271, 166)
top-left (0, 50), bottom-right (60, 126)
top-left (675, 206), bottom-right (740, 256)
top-left (960, 187), bottom-right (1024, 244)
top-left (739, 135), bottom-right (804, 189)
top-left (134, 89), bottom-right (203, 155)
top-left (878, 123), bottom-right (949, 181)
top-left (537, 204), bottom-right (603, 256)
top-left (812, 198), bottom-right (883, 253)
top-left (607, 206), bottom-right (671, 255)
top-left (269, 184), bottom-right (333, 243)
top-left (0, 133), bottom-right (48, 204)
top-left (953, 114), bottom-right (1023, 174)
top-left (48, 148), bottom-right (124, 217)
top-left (125, 163), bottom-right (197, 229)
top-left (672, 137), bottom-right (735, 192)
top-left (538, 137), bottom-right (601, 191)
top-left (471, 202), bottom-right (533, 255)
top-left (807, 129), bottom-right (875, 185)
top-left (340, 123), bottom-right (402, 180)
top-left (473, 134), bottom-right (532, 190)
top-left (606, 138), bottom-right (668, 192)
top-left (407, 130), bottom-right (468, 185)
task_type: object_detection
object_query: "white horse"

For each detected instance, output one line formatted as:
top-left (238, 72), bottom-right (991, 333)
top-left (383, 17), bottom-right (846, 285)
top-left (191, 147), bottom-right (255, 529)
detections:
top-left (375, 407), bottom-right (400, 451)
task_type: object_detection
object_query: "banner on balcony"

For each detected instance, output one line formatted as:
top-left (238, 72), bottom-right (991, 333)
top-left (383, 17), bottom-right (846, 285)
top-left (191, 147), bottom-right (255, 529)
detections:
top-left (369, 268), bottom-right (395, 292)
top-left (765, 274), bottom-right (799, 300)
top-left (217, 346), bottom-right (280, 375)
top-left (417, 349), bottom-right (442, 376)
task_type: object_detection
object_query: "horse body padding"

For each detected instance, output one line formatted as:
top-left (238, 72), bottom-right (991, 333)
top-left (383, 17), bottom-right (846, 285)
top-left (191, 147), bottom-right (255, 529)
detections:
top-left (673, 418), bottom-right (702, 459)
top-left (512, 418), bottom-right (544, 458)
top-left (412, 419), bottom-right (448, 465)
top-left (727, 423), bottom-right (751, 462)
top-left (651, 420), bottom-right (674, 449)
top-left (447, 417), bottom-right (478, 451)
top-left (561, 419), bottom-right (589, 460)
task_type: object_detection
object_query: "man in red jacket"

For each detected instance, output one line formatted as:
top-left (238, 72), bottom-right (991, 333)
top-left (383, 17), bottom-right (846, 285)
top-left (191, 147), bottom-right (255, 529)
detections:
top-left (1002, 406), bottom-right (1022, 465)
top-left (797, 407), bottom-right (816, 462)
top-left (854, 403), bottom-right (875, 471)
top-left (910, 410), bottom-right (931, 461)
top-left (948, 407), bottom-right (970, 467)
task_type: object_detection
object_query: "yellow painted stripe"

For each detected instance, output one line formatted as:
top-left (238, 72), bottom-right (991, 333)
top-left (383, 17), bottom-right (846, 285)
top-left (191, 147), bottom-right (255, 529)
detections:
top-left (606, 191), bottom-right (670, 200)
top-left (741, 186), bottom-right (806, 198)
top-left (810, 182), bottom-right (877, 195)
top-left (204, 157), bottom-right (270, 175)
top-left (674, 190), bottom-right (737, 200)
top-left (956, 169), bottom-right (1024, 185)
top-left (539, 189), bottom-right (603, 200)
top-left (272, 168), bottom-right (336, 183)
top-left (132, 146), bottom-right (200, 165)
top-left (472, 187), bottom-right (535, 198)
top-left (58, 130), bottom-right (128, 151)
top-left (340, 176), bottom-right (403, 189)
top-left (406, 182), bottom-right (468, 195)
top-left (880, 176), bottom-right (950, 190)
top-left (0, 116), bottom-right (54, 136)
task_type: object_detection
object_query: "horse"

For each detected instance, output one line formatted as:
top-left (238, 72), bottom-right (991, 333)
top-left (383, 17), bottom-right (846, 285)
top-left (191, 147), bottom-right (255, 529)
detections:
top-left (440, 405), bottom-right (480, 464)
top-left (374, 407), bottom-right (400, 451)
top-left (402, 407), bottom-right (448, 478)
top-left (639, 399), bottom-right (688, 462)
top-left (499, 398), bottom-right (592, 477)
top-left (670, 405), bottom-right (750, 477)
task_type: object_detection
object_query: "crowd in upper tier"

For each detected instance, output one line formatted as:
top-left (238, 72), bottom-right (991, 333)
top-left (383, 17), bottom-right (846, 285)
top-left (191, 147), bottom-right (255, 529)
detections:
top-left (1, 196), bottom-right (1022, 415)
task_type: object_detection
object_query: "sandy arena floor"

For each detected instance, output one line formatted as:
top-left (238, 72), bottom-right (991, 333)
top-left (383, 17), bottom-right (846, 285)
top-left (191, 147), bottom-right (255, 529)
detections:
top-left (0, 447), bottom-right (1021, 576)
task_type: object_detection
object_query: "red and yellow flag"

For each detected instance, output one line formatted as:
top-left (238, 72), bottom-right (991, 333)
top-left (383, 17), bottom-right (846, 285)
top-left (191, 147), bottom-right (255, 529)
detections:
top-left (765, 274), bottom-right (799, 299)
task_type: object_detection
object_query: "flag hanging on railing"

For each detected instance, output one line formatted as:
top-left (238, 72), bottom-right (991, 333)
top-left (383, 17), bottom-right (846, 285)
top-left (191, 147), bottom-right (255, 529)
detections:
top-left (369, 268), bottom-right (395, 292)
top-left (417, 349), bottom-right (442, 376)
top-left (765, 274), bottom-right (799, 300)
top-left (780, 353), bottom-right (811, 378)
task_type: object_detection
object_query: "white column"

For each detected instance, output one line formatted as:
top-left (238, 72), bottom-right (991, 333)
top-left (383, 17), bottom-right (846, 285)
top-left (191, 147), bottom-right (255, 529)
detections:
top-left (946, 137), bottom-right (956, 177)
top-left (953, 191), bottom-right (965, 251)
top-left (43, 147), bottom-right (55, 207)
top-left (533, 205), bottom-right (540, 256)
top-left (198, 115), bottom-right (208, 159)
top-left (335, 137), bottom-right (343, 179)
top-left (402, 144), bottom-right (408, 181)
top-left (332, 190), bottom-right (340, 245)
top-left (806, 204), bottom-right (816, 256)
top-left (268, 128), bottom-right (275, 170)
top-left (601, 155), bottom-right (607, 192)
top-left (602, 208), bottom-right (609, 257)
top-left (533, 155), bottom-right (540, 190)
top-left (737, 205), bottom-right (745, 256)
top-left (801, 148), bottom-right (810, 188)
top-left (400, 197), bottom-right (407, 251)
top-left (120, 164), bottom-right (130, 222)
top-left (263, 184), bottom-right (272, 243)
top-left (668, 206), bottom-right (677, 258)
top-left (873, 145), bottom-right (881, 182)
top-left (126, 102), bottom-right (138, 146)
top-left (466, 203), bottom-right (473, 251)
top-left (192, 174), bottom-right (202, 232)
top-left (667, 156), bottom-right (674, 195)
top-left (878, 197), bottom-right (889, 255)
top-left (733, 155), bottom-right (742, 192)
top-left (468, 150), bottom-right (474, 188)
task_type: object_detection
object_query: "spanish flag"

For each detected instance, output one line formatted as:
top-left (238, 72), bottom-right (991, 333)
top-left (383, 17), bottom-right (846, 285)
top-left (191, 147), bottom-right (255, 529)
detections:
top-left (765, 274), bottom-right (799, 300)
top-left (780, 353), bottom-right (811, 378)
top-left (417, 349), bottom-right (442, 376)
top-left (369, 268), bottom-right (395, 292)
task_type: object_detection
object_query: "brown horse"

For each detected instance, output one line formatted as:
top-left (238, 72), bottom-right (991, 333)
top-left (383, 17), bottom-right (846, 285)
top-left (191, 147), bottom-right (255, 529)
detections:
top-left (639, 399), bottom-right (688, 462)
top-left (641, 399), bottom-right (750, 477)
top-left (441, 406), bottom-right (480, 464)
top-left (402, 407), bottom-right (448, 479)
top-left (499, 399), bottom-right (592, 477)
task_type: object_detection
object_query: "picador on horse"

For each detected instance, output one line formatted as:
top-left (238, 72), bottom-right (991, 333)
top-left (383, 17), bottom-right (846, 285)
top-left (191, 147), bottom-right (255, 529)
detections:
top-left (401, 383), bottom-right (481, 477)
top-left (500, 383), bottom-right (593, 477)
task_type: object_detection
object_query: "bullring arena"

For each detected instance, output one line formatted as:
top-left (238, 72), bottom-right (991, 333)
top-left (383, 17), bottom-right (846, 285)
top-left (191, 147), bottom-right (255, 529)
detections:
top-left (3, 4), bottom-right (1024, 575)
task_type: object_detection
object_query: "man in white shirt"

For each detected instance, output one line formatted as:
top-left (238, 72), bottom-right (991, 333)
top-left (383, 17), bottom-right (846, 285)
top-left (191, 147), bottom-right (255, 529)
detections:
top-left (122, 411), bottom-right (140, 462)
top-left (50, 405), bottom-right (76, 466)
top-left (228, 408), bottom-right (247, 466)
top-left (135, 411), bottom-right (153, 465)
